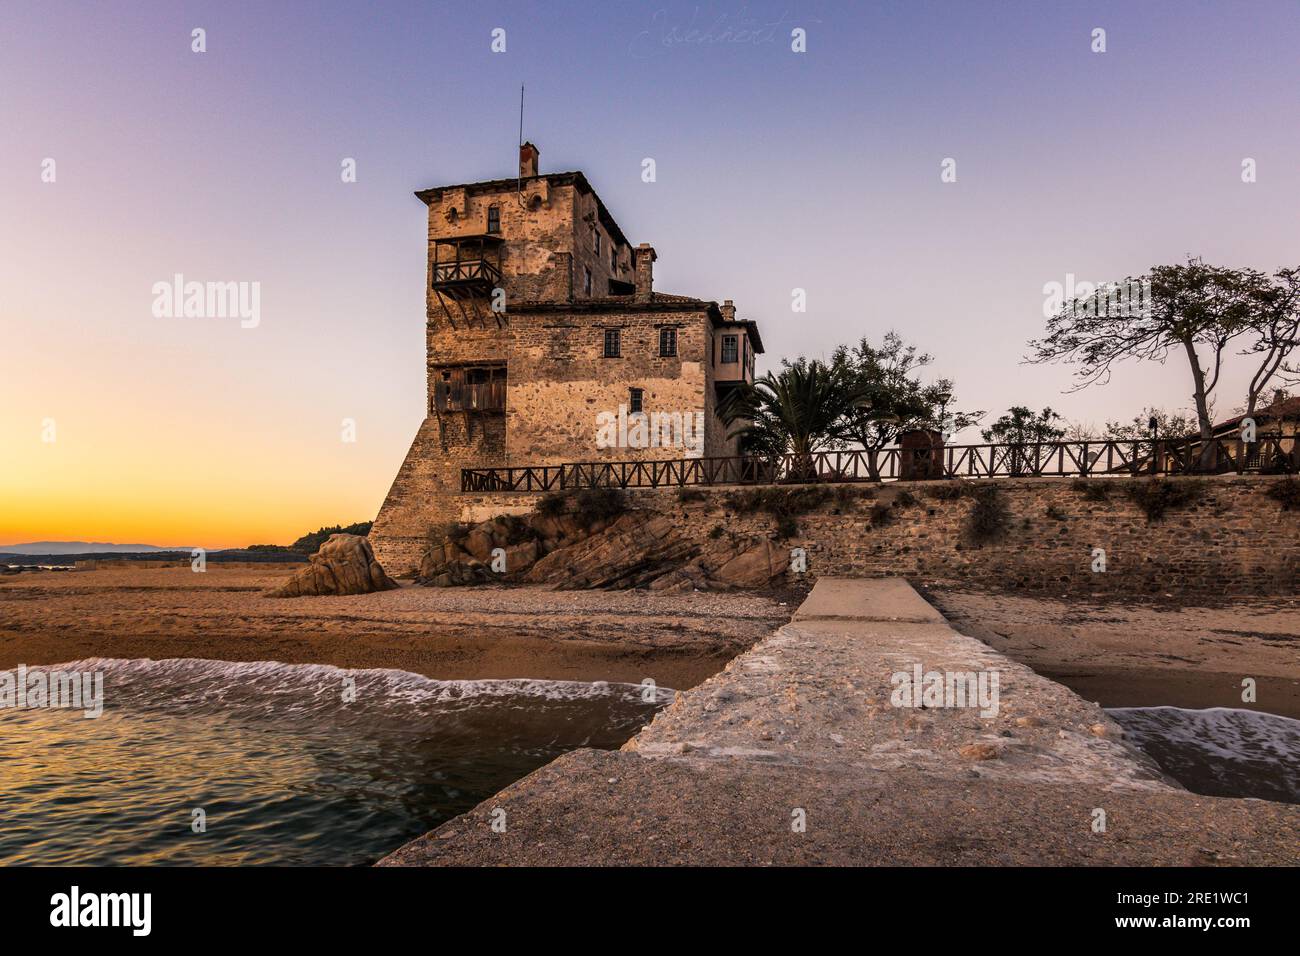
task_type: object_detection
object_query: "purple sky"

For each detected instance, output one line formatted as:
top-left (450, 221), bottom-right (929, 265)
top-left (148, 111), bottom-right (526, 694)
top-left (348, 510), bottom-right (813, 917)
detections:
top-left (4, 0), bottom-right (1299, 544)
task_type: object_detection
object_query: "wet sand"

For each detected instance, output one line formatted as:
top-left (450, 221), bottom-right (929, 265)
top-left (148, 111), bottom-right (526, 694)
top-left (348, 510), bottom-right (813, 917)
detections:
top-left (924, 587), bottom-right (1300, 720)
top-left (0, 567), bottom-right (794, 691)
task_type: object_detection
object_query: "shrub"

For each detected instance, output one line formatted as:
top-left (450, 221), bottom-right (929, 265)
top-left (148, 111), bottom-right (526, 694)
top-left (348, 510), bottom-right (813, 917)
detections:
top-left (1071, 479), bottom-right (1110, 502)
top-left (724, 485), bottom-right (833, 537)
top-left (1266, 477), bottom-right (1300, 511)
top-left (708, 524), bottom-right (725, 540)
top-left (535, 487), bottom-right (628, 525)
top-left (575, 487), bottom-right (627, 521)
top-left (966, 486), bottom-right (1010, 544)
top-left (894, 489), bottom-right (919, 508)
top-left (1124, 478), bottom-right (1204, 523)
top-left (677, 487), bottom-right (708, 503)
top-left (1045, 504), bottom-right (1067, 521)
top-left (536, 492), bottom-right (569, 517)
top-left (869, 502), bottom-right (894, 527)
top-left (926, 482), bottom-right (971, 500)
top-left (834, 484), bottom-right (868, 507)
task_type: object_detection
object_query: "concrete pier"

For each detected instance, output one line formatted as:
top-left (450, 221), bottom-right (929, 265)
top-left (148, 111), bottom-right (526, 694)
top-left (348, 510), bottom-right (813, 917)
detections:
top-left (381, 578), bottom-right (1299, 866)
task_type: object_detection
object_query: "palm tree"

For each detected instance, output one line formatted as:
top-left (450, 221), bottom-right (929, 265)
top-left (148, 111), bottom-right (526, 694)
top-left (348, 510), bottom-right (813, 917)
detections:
top-left (719, 359), bottom-right (864, 480)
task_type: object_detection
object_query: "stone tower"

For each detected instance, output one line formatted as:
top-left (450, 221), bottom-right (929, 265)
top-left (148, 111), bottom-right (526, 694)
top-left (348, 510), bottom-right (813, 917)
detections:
top-left (370, 145), bottom-right (764, 574)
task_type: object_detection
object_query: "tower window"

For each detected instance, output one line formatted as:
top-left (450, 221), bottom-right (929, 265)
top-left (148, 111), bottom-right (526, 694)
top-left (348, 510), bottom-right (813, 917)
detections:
top-left (611, 247), bottom-right (618, 271)
top-left (487, 205), bottom-right (500, 233)
top-left (629, 387), bottom-right (644, 414)
top-left (659, 327), bottom-right (677, 357)
top-left (721, 334), bottom-right (739, 364)
top-left (603, 328), bottom-right (621, 358)
top-left (584, 267), bottom-right (593, 296)
top-left (593, 229), bottom-right (601, 254)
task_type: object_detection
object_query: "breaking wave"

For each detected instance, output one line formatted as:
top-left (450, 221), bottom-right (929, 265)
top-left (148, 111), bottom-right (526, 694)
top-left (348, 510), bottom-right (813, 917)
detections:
top-left (1107, 706), bottom-right (1300, 804)
top-left (0, 658), bottom-right (673, 865)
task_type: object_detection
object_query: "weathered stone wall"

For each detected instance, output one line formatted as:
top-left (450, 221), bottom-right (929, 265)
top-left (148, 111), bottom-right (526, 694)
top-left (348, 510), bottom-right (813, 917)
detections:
top-left (370, 415), bottom-right (509, 572)
top-left (668, 476), bottom-right (1299, 595)
top-left (425, 179), bottom-right (578, 308)
top-left (383, 475), bottom-right (1299, 595)
top-left (505, 308), bottom-right (722, 464)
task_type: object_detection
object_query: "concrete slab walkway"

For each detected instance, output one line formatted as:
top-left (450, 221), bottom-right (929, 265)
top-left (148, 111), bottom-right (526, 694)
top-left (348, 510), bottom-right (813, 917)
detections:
top-left (380, 578), bottom-right (1299, 866)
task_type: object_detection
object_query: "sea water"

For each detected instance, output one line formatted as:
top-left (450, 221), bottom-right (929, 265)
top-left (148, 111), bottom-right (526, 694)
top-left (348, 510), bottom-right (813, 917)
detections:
top-left (1108, 705), bottom-right (1300, 804)
top-left (0, 658), bottom-right (671, 865)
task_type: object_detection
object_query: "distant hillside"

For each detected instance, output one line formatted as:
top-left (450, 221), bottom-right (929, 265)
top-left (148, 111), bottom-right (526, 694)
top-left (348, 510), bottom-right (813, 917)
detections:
top-left (0, 541), bottom-right (191, 555)
top-left (289, 522), bottom-right (373, 554)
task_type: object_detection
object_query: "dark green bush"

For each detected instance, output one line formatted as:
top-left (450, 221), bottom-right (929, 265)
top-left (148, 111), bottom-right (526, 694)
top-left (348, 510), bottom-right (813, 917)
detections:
top-left (1265, 477), bottom-right (1300, 511)
top-left (536, 492), bottom-right (569, 517)
top-left (575, 487), bottom-right (627, 521)
top-left (724, 485), bottom-right (833, 537)
top-left (926, 482), bottom-right (972, 500)
top-left (834, 484), bottom-right (868, 507)
top-left (869, 502), bottom-right (894, 527)
top-left (1071, 479), bottom-right (1111, 502)
top-left (966, 486), bottom-right (1010, 544)
top-left (1124, 478), bottom-right (1203, 523)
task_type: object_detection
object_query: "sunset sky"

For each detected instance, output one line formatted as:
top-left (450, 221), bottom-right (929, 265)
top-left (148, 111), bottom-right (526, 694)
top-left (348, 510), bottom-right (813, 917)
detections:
top-left (4, 1), bottom-right (1299, 548)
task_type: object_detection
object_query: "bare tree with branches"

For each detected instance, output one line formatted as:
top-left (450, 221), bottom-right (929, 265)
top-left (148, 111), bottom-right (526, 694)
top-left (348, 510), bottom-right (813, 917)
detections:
top-left (1027, 258), bottom-right (1261, 467)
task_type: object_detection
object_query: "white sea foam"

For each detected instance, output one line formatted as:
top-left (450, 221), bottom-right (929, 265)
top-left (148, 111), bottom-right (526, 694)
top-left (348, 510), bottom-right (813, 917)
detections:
top-left (1108, 705), bottom-right (1300, 803)
top-left (38, 657), bottom-right (677, 716)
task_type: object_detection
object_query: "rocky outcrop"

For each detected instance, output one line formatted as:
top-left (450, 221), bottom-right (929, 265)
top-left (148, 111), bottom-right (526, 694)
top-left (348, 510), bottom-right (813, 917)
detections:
top-left (267, 534), bottom-right (399, 598)
top-left (711, 538), bottom-right (786, 588)
top-left (526, 513), bottom-right (697, 589)
top-left (418, 501), bottom-right (787, 592)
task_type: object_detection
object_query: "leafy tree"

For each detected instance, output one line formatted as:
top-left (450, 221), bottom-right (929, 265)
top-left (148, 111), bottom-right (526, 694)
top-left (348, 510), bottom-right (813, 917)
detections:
top-left (982, 406), bottom-right (1066, 444)
top-left (1103, 407), bottom-right (1201, 443)
top-left (829, 331), bottom-right (983, 480)
top-left (1101, 406), bottom-right (1203, 465)
top-left (981, 406), bottom-right (1065, 475)
top-left (1242, 267), bottom-right (1300, 417)
top-left (719, 359), bottom-right (864, 475)
top-left (1027, 258), bottom-right (1262, 465)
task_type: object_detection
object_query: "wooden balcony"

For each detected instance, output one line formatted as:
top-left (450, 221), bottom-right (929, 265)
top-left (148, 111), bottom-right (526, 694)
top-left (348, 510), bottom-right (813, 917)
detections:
top-left (431, 235), bottom-right (504, 302)
top-left (432, 258), bottom-right (502, 294)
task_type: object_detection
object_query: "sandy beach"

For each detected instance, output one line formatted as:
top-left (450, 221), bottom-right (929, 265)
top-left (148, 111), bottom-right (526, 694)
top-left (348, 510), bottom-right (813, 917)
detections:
top-left (4, 567), bottom-right (1293, 713)
top-left (925, 587), bottom-right (1300, 720)
top-left (0, 566), bottom-right (795, 691)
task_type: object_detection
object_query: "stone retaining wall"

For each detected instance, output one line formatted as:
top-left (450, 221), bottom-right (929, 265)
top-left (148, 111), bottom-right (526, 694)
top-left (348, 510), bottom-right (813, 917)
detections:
top-left (382, 475), bottom-right (1299, 596)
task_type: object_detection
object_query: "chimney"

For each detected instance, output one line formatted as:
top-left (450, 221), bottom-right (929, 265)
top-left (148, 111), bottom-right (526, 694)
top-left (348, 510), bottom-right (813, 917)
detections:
top-left (634, 243), bottom-right (656, 302)
top-left (720, 299), bottom-right (736, 323)
top-left (519, 141), bottom-right (539, 178)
